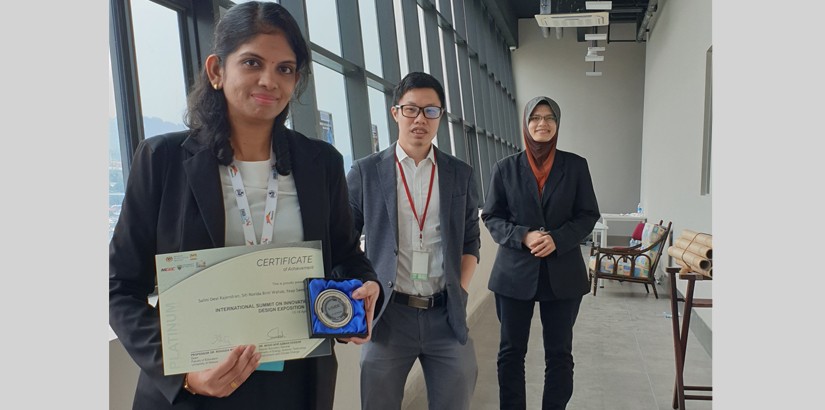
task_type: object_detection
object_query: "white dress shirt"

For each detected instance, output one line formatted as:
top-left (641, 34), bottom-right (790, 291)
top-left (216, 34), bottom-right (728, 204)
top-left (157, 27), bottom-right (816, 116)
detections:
top-left (394, 143), bottom-right (444, 296)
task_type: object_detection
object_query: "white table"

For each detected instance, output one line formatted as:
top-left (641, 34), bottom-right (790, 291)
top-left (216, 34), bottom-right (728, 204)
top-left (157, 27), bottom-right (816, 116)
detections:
top-left (594, 213), bottom-right (646, 288)
top-left (591, 221), bottom-right (608, 247)
top-left (599, 213), bottom-right (647, 244)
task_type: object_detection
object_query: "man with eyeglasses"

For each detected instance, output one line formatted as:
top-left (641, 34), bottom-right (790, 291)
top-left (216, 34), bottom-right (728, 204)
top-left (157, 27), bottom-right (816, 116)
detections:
top-left (347, 71), bottom-right (481, 410)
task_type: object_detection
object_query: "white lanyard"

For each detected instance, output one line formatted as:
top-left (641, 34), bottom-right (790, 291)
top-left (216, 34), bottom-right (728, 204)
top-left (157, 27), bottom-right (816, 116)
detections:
top-left (227, 158), bottom-right (279, 246)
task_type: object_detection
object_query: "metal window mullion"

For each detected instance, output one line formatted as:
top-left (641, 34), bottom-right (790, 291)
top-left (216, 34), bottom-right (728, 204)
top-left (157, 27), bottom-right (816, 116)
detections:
top-left (373, 0), bottom-right (400, 144)
top-left (375, 0), bottom-right (401, 85)
top-left (401, 0), bottom-right (423, 72)
top-left (476, 128), bottom-right (491, 201)
top-left (338, 0), bottom-right (373, 160)
top-left (469, 58), bottom-right (486, 132)
top-left (466, 128), bottom-right (484, 206)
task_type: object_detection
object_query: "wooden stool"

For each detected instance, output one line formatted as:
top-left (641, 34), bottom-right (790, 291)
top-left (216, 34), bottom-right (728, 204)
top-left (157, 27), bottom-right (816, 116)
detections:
top-left (667, 267), bottom-right (712, 409)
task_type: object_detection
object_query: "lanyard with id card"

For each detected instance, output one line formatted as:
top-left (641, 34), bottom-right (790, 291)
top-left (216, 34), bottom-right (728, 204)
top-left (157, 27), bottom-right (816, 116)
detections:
top-left (396, 153), bottom-right (436, 282)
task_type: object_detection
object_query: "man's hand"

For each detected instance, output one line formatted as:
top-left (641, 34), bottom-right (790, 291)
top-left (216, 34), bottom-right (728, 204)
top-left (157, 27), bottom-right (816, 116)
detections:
top-left (337, 280), bottom-right (380, 345)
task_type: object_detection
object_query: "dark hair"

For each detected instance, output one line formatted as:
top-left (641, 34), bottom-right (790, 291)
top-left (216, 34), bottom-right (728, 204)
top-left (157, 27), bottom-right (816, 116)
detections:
top-left (184, 1), bottom-right (311, 174)
top-left (391, 72), bottom-right (446, 108)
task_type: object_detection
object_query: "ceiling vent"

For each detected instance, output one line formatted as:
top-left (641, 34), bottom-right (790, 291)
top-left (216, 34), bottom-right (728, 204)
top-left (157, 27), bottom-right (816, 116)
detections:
top-left (535, 12), bottom-right (609, 28)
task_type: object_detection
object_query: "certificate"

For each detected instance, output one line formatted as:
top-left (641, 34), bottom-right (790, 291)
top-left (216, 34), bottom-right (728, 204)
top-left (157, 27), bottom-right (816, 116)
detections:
top-left (155, 241), bottom-right (330, 375)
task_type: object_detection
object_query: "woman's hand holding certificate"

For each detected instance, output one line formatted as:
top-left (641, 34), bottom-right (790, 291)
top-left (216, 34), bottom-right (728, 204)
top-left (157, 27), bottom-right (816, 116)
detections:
top-left (184, 344), bottom-right (260, 397)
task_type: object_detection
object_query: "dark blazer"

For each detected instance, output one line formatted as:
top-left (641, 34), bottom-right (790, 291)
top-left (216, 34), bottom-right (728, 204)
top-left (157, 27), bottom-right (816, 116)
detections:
top-left (109, 129), bottom-right (383, 410)
top-left (481, 150), bottom-right (600, 300)
top-left (346, 143), bottom-right (481, 344)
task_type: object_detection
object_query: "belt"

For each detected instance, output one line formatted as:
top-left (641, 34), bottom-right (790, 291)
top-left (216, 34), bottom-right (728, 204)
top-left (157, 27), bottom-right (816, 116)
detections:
top-left (391, 290), bottom-right (447, 310)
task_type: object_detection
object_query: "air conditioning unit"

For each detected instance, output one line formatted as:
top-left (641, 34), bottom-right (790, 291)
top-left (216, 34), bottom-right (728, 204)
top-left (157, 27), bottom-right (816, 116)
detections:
top-left (535, 12), bottom-right (609, 28)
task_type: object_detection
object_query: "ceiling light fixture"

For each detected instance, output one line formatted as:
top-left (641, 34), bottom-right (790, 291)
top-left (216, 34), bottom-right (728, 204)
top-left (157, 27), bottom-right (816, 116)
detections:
top-left (585, 1), bottom-right (613, 11)
top-left (585, 48), bottom-right (604, 62)
top-left (588, 46), bottom-right (606, 53)
top-left (535, 12), bottom-right (609, 28)
top-left (585, 33), bottom-right (608, 41)
top-left (587, 62), bottom-right (602, 77)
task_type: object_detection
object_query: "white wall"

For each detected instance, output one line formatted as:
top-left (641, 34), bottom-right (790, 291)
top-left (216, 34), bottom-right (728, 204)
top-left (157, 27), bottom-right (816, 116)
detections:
top-left (511, 0), bottom-right (713, 334)
top-left (511, 20), bottom-right (647, 220)
top-left (641, 0), bottom-right (713, 329)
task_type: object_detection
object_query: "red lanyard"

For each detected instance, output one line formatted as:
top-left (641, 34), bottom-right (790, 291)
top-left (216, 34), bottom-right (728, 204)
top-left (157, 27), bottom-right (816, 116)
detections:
top-left (396, 152), bottom-right (436, 242)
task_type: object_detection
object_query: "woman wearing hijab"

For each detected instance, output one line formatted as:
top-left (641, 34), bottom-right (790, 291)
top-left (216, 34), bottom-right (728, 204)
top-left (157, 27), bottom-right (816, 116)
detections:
top-left (481, 96), bottom-right (600, 410)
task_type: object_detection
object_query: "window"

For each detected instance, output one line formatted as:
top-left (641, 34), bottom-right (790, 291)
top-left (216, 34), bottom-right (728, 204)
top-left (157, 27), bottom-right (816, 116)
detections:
top-left (368, 87), bottom-right (391, 152)
top-left (393, 0), bottom-right (409, 77)
top-left (307, 0), bottom-right (341, 55)
top-left (132, 0), bottom-right (188, 137)
top-left (313, 63), bottom-right (353, 170)
top-left (359, 0), bottom-right (382, 76)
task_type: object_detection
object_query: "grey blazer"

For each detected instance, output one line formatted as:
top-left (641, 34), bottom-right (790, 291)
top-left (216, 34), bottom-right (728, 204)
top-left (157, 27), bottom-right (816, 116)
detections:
top-left (347, 143), bottom-right (481, 344)
top-left (482, 150), bottom-right (600, 300)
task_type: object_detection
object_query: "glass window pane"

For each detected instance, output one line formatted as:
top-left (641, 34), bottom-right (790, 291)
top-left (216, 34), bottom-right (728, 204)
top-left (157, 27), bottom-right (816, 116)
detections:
top-left (313, 63), bottom-right (353, 170)
top-left (109, 55), bottom-right (124, 241)
top-left (307, 0), bottom-right (341, 55)
top-left (368, 87), bottom-right (391, 152)
top-left (393, 0), bottom-right (408, 77)
top-left (132, 0), bottom-right (188, 138)
top-left (359, 0), bottom-right (382, 76)
top-left (418, 6), bottom-right (429, 72)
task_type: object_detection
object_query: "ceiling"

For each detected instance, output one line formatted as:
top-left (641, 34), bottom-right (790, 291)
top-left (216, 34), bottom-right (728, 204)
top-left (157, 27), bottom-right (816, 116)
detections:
top-left (484, 0), bottom-right (661, 48)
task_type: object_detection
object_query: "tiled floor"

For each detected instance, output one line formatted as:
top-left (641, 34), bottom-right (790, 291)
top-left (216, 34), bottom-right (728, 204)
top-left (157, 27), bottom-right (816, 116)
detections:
top-left (405, 246), bottom-right (712, 410)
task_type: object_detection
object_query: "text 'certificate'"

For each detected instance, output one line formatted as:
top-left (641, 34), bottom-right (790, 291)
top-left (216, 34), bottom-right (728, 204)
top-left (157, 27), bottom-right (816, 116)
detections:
top-left (156, 241), bottom-right (327, 375)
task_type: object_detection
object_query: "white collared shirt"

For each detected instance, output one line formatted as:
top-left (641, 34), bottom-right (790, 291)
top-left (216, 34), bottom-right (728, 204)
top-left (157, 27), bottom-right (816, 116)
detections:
top-left (394, 143), bottom-right (444, 296)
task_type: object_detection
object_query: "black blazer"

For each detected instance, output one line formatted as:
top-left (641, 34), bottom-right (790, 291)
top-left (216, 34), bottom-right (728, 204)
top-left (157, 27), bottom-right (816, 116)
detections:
top-left (109, 129), bottom-right (382, 409)
top-left (481, 150), bottom-right (600, 300)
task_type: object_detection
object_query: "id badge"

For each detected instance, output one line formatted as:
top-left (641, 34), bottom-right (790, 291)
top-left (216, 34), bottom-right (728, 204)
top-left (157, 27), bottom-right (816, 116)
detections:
top-left (411, 250), bottom-right (430, 281)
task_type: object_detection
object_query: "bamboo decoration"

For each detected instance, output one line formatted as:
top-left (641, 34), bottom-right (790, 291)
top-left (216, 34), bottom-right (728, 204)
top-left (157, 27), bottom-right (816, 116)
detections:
top-left (667, 230), bottom-right (713, 278)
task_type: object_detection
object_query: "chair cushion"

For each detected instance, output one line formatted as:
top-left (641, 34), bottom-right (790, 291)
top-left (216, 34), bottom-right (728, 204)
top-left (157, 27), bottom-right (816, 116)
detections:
top-left (641, 223), bottom-right (667, 254)
top-left (628, 222), bottom-right (645, 247)
top-left (632, 222), bottom-right (645, 240)
top-left (589, 254), bottom-right (652, 278)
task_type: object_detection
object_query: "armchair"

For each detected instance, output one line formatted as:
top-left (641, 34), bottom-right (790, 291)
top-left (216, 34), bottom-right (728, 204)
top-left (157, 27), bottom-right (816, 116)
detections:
top-left (588, 220), bottom-right (671, 298)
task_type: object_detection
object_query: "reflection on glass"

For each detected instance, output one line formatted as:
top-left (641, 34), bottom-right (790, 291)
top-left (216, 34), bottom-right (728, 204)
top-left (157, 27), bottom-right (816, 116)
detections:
top-left (368, 87), bottom-right (391, 152)
top-left (393, 0), bottom-right (408, 77)
top-left (132, 0), bottom-right (188, 138)
top-left (313, 63), bottom-right (353, 171)
top-left (359, 0), bottom-right (382, 76)
top-left (307, 0), bottom-right (341, 55)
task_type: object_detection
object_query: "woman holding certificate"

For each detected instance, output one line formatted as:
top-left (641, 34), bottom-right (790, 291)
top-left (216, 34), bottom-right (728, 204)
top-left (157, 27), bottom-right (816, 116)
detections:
top-left (109, 2), bottom-right (382, 409)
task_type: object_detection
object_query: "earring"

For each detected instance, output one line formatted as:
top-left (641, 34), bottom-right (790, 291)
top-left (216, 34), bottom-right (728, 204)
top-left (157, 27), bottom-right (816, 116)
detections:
top-left (212, 83), bottom-right (219, 90)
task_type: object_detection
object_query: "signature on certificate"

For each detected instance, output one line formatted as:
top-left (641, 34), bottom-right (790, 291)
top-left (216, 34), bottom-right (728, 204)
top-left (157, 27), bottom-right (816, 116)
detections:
top-left (212, 334), bottom-right (231, 347)
top-left (267, 327), bottom-right (285, 339)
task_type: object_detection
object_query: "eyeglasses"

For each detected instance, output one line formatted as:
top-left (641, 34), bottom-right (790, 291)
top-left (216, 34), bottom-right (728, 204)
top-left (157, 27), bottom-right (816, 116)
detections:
top-left (394, 104), bottom-right (444, 119)
top-left (527, 115), bottom-right (556, 124)
top-left (528, 115), bottom-right (557, 123)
